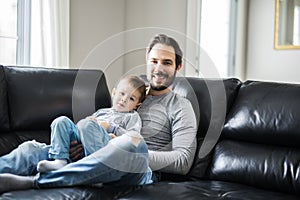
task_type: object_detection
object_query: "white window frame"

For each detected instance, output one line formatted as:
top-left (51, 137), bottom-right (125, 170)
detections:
top-left (17, 0), bottom-right (31, 65)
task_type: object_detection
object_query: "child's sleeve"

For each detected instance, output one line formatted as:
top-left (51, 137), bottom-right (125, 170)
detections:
top-left (114, 112), bottom-right (142, 136)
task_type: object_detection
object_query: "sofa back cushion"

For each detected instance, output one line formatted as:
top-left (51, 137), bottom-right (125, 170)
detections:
top-left (0, 66), bottom-right (10, 132)
top-left (209, 80), bottom-right (300, 195)
top-left (171, 77), bottom-right (241, 179)
top-left (222, 80), bottom-right (300, 146)
top-left (4, 66), bottom-right (111, 131)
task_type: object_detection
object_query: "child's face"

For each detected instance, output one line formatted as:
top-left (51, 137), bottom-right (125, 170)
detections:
top-left (112, 80), bottom-right (141, 112)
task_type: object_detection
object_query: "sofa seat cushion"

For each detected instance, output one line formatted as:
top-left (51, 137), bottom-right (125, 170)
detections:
top-left (0, 185), bottom-right (136, 200)
top-left (0, 187), bottom-right (109, 200)
top-left (209, 140), bottom-right (300, 196)
top-left (119, 180), bottom-right (299, 200)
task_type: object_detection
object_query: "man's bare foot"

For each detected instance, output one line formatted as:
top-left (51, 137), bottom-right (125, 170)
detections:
top-left (0, 173), bottom-right (34, 194)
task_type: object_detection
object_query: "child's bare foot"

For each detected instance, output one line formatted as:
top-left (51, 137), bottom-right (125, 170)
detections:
top-left (37, 159), bottom-right (67, 172)
top-left (0, 173), bottom-right (34, 194)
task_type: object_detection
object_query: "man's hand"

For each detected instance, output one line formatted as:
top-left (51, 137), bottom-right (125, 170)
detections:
top-left (69, 141), bottom-right (83, 162)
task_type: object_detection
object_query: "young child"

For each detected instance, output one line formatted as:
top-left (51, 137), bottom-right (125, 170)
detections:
top-left (37, 75), bottom-right (147, 172)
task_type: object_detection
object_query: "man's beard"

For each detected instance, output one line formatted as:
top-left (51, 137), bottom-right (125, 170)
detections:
top-left (150, 71), bottom-right (176, 91)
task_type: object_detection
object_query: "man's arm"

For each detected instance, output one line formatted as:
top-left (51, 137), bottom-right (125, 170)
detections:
top-left (148, 98), bottom-right (197, 175)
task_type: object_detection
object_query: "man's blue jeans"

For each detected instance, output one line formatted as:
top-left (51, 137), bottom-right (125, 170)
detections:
top-left (0, 117), bottom-right (152, 187)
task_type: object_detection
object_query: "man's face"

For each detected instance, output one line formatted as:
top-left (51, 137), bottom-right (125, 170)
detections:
top-left (146, 43), bottom-right (179, 91)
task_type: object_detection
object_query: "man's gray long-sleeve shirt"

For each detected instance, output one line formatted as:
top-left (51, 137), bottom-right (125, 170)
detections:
top-left (138, 91), bottom-right (197, 175)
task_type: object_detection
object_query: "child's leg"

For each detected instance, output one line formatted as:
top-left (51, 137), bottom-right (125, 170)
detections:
top-left (77, 118), bottom-right (111, 156)
top-left (48, 116), bottom-right (82, 160)
top-left (37, 116), bottom-right (80, 172)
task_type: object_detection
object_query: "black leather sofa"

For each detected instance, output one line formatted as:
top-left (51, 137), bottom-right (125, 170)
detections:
top-left (0, 65), bottom-right (299, 199)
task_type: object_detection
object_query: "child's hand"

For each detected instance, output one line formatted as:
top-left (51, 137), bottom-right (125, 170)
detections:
top-left (87, 116), bottom-right (97, 122)
top-left (108, 133), bottom-right (117, 139)
top-left (87, 117), bottom-right (109, 130)
top-left (98, 121), bottom-right (109, 130)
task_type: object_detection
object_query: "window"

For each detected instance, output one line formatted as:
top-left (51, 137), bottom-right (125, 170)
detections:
top-left (199, 0), bottom-right (237, 77)
top-left (0, 0), bottom-right (69, 68)
top-left (293, 3), bottom-right (300, 45)
top-left (0, 0), bottom-right (18, 65)
top-left (198, 0), bottom-right (247, 79)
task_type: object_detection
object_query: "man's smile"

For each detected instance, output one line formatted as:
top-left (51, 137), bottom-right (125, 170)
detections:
top-left (152, 72), bottom-right (168, 83)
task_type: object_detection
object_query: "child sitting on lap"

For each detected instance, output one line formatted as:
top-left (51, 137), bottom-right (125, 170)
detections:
top-left (37, 75), bottom-right (146, 172)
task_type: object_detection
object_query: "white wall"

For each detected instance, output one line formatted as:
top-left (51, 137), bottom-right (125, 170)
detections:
top-left (247, 0), bottom-right (300, 83)
top-left (123, 0), bottom-right (188, 77)
top-left (69, 0), bottom-right (300, 87)
top-left (69, 0), bottom-right (125, 90)
top-left (70, 0), bottom-right (188, 89)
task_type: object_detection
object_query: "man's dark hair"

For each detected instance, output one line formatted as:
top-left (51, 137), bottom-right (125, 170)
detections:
top-left (146, 34), bottom-right (183, 69)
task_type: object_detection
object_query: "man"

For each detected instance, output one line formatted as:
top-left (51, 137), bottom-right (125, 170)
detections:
top-left (0, 34), bottom-right (197, 193)
top-left (140, 34), bottom-right (197, 175)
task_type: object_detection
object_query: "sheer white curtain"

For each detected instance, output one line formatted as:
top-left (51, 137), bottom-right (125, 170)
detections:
top-left (30, 0), bottom-right (69, 68)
